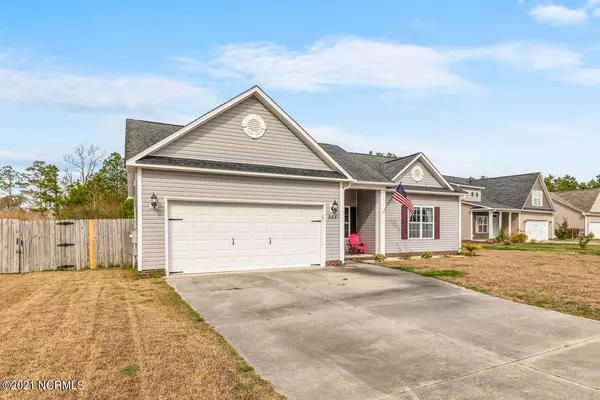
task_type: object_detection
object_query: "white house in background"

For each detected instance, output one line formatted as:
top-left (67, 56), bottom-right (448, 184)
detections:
top-left (550, 188), bottom-right (600, 237)
top-left (125, 86), bottom-right (464, 275)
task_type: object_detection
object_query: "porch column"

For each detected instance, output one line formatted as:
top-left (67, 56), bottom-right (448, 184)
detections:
top-left (339, 183), bottom-right (345, 264)
top-left (378, 189), bottom-right (386, 255)
top-left (499, 211), bottom-right (503, 232)
top-left (470, 210), bottom-right (473, 240)
top-left (489, 211), bottom-right (494, 239)
top-left (518, 213), bottom-right (522, 233)
top-left (508, 212), bottom-right (512, 235)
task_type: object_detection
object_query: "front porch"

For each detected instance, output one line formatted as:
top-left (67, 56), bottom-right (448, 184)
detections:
top-left (342, 188), bottom-right (387, 258)
top-left (471, 210), bottom-right (520, 241)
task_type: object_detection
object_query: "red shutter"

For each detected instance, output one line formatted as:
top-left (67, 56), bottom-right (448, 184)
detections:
top-left (434, 207), bottom-right (441, 240)
top-left (401, 205), bottom-right (408, 240)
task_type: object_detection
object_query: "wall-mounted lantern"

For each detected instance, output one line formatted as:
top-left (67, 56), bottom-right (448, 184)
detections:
top-left (331, 200), bottom-right (339, 216)
top-left (149, 192), bottom-right (159, 209)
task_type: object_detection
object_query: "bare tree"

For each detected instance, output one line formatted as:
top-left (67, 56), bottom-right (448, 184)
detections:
top-left (63, 144), bottom-right (105, 184)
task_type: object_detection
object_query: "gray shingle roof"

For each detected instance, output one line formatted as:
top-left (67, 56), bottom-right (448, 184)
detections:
top-left (403, 185), bottom-right (462, 194)
top-left (318, 144), bottom-right (420, 183)
top-left (125, 119), bottom-right (183, 160)
top-left (449, 173), bottom-right (545, 210)
top-left (138, 155), bottom-right (346, 179)
top-left (443, 175), bottom-right (479, 186)
top-left (125, 119), bottom-right (452, 190)
top-left (551, 188), bottom-right (600, 213)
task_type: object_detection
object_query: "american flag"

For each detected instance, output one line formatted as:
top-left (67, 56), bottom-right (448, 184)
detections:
top-left (392, 184), bottom-right (415, 213)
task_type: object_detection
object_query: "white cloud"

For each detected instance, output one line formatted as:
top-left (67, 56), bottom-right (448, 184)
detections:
top-left (593, 8), bottom-right (600, 17)
top-left (192, 37), bottom-right (475, 93)
top-left (0, 68), bottom-right (219, 111)
top-left (587, 0), bottom-right (600, 7)
top-left (529, 5), bottom-right (587, 25)
top-left (449, 42), bottom-right (582, 70)
top-left (180, 37), bottom-right (600, 93)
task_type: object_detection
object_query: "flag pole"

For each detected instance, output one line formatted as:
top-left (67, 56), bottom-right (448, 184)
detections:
top-left (383, 181), bottom-right (401, 213)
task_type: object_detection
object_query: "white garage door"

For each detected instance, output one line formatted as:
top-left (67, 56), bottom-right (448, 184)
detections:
top-left (168, 201), bottom-right (323, 274)
top-left (589, 222), bottom-right (600, 238)
top-left (525, 220), bottom-right (549, 241)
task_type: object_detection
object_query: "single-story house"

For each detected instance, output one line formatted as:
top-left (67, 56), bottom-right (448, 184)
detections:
top-left (125, 86), bottom-right (463, 275)
top-left (444, 173), bottom-right (556, 242)
top-left (550, 188), bottom-right (600, 237)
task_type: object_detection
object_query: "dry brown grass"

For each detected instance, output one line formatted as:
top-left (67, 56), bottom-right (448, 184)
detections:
top-left (382, 250), bottom-right (600, 321)
top-left (0, 269), bottom-right (284, 400)
top-left (0, 210), bottom-right (50, 220)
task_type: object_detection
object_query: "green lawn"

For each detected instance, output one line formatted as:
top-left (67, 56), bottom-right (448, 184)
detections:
top-left (483, 242), bottom-right (600, 256)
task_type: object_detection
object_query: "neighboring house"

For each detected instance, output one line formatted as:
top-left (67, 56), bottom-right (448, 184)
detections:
top-left (125, 86), bottom-right (463, 275)
top-left (444, 174), bottom-right (556, 242)
top-left (550, 188), bottom-right (600, 237)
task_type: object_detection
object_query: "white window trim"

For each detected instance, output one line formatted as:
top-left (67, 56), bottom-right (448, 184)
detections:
top-left (532, 190), bottom-right (543, 207)
top-left (408, 206), bottom-right (435, 240)
top-left (344, 206), bottom-right (351, 238)
top-left (476, 215), bottom-right (489, 233)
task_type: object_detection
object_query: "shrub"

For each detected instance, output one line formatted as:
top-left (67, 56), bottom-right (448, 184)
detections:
top-left (554, 217), bottom-right (571, 240)
top-left (372, 253), bottom-right (385, 262)
top-left (507, 233), bottom-right (528, 244)
top-left (579, 233), bottom-right (595, 249)
top-left (461, 242), bottom-right (483, 257)
top-left (421, 251), bottom-right (433, 259)
top-left (530, 239), bottom-right (537, 244)
top-left (503, 239), bottom-right (512, 245)
top-left (495, 228), bottom-right (506, 243)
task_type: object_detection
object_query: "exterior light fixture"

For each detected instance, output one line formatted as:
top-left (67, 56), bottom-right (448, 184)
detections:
top-left (331, 200), bottom-right (339, 215)
top-left (149, 192), bottom-right (159, 209)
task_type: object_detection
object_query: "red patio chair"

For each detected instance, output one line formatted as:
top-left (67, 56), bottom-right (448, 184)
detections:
top-left (348, 234), bottom-right (367, 255)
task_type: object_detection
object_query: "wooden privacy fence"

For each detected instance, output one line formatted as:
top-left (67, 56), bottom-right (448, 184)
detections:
top-left (0, 219), bottom-right (134, 273)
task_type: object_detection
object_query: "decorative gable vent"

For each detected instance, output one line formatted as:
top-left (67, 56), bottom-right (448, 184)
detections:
top-left (242, 114), bottom-right (267, 139)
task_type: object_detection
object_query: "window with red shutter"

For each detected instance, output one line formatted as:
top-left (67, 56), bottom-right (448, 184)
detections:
top-left (434, 206), bottom-right (441, 239)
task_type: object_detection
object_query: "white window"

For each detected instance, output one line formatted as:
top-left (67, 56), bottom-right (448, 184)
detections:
top-left (476, 216), bottom-right (488, 233)
top-left (532, 190), bottom-right (543, 207)
top-left (409, 207), bottom-right (434, 239)
top-left (344, 206), bottom-right (351, 238)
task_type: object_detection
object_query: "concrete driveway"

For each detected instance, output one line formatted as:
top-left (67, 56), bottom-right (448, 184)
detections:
top-left (167, 263), bottom-right (600, 400)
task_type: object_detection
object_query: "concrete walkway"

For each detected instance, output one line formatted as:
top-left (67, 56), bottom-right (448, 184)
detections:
top-left (167, 263), bottom-right (600, 400)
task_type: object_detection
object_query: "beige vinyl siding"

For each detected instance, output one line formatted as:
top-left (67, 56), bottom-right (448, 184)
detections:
top-left (553, 201), bottom-right (585, 230)
top-left (140, 169), bottom-right (340, 270)
top-left (395, 161), bottom-right (443, 188)
top-left (385, 194), bottom-right (460, 253)
top-left (524, 178), bottom-right (551, 209)
top-left (519, 212), bottom-right (554, 239)
top-left (510, 213), bottom-right (519, 235)
top-left (591, 196), bottom-right (600, 213)
top-left (154, 96), bottom-right (332, 171)
top-left (356, 190), bottom-right (377, 254)
top-left (460, 204), bottom-right (473, 240)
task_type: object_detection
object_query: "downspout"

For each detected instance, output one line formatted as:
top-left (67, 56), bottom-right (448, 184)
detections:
top-left (340, 182), bottom-right (354, 265)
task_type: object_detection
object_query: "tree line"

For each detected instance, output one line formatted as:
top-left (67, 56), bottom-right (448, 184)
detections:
top-left (544, 174), bottom-right (600, 192)
top-left (0, 144), bottom-right (132, 219)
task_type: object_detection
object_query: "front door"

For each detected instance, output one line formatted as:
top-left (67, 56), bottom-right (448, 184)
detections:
top-left (492, 214), bottom-right (499, 238)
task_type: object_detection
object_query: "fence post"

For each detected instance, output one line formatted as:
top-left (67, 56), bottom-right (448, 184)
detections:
top-left (88, 219), bottom-right (96, 269)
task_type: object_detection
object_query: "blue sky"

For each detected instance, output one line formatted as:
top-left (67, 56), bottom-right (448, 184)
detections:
top-left (0, 0), bottom-right (599, 180)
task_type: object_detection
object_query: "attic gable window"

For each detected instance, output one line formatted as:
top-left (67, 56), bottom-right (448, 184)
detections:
top-left (532, 190), bottom-right (543, 207)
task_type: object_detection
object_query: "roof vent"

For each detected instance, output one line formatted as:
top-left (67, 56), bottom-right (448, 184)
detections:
top-left (242, 114), bottom-right (267, 139)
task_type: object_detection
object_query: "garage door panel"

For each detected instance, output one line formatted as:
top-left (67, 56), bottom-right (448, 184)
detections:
top-left (169, 202), bottom-right (323, 274)
top-left (525, 221), bottom-right (549, 241)
top-left (589, 223), bottom-right (600, 237)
